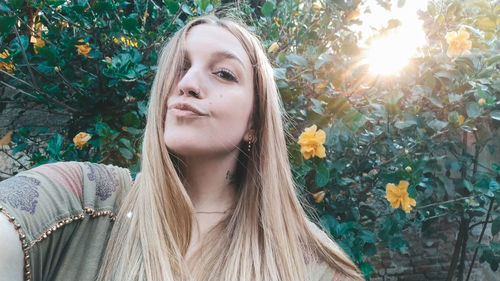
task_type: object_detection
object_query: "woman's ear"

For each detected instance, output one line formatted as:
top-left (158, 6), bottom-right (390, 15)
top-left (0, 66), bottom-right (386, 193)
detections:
top-left (244, 129), bottom-right (256, 142)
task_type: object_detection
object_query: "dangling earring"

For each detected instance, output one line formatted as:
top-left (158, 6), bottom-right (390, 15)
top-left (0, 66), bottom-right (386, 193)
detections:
top-left (247, 135), bottom-right (253, 153)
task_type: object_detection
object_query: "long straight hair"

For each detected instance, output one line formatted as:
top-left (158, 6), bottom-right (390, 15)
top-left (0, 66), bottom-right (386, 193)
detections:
top-left (97, 15), bottom-right (364, 281)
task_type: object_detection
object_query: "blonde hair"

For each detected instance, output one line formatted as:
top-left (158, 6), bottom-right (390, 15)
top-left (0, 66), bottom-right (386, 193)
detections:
top-left (97, 15), bottom-right (364, 281)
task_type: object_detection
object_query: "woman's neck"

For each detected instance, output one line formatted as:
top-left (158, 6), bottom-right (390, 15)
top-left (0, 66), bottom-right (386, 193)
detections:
top-left (179, 150), bottom-right (239, 212)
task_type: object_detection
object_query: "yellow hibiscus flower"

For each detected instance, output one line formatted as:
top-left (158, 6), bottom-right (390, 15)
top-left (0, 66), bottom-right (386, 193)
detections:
top-left (73, 132), bottom-right (91, 148)
top-left (385, 180), bottom-right (416, 213)
top-left (0, 50), bottom-right (15, 72)
top-left (268, 42), bottom-right (279, 53)
top-left (298, 125), bottom-right (326, 160)
top-left (33, 38), bottom-right (45, 54)
top-left (313, 190), bottom-right (325, 203)
top-left (75, 40), bottom-right (91, 58)
top-left (445, 27), bottom-right (472, 57)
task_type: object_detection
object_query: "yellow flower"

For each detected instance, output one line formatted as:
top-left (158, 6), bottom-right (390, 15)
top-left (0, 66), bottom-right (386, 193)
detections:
top-left (405, 166), bottom-right (412, 172)
top-left (313, 191), bottom-right (325, 203)
top-left (73, 132), bottom-right (91, 148)
top-left (75, 40), bottom-right (91, 58)
top-left (478, 98), bottom-right (486, 106)
top-left (268, 42), bottom-right (279, 53)
top-left (0, 131), bottom-right (13, 146)
top-left (385, 180), bottom-right (416, 213)
top-left (33, 38), bottom-right (45, 54)
top-left (445, 27), bottom-right (472, 57)
top-left (274, 17), bottom-right (280, 27)
top-left (60, 21), bottom-right (69, 28)
top-left (0, 50), bottom-right (15, 73)
top-left (298, 125), bottom-right (326, 160)
top-left (122, 126), bottom-right (127, 131)
top-left (144, 11), bottom-right (149, 18)
top-left (347, 7), bottom-right (360, 20)
top-left (458, 114), bottom-right (465, 125)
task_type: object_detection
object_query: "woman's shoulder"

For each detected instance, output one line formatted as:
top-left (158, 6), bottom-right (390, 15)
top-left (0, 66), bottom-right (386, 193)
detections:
top-left (0, 161), bottom-right (135, 281)
top-left (0, 160), bottom-right (134, 241)
top-left (305, 220), bottom-right (356, 281)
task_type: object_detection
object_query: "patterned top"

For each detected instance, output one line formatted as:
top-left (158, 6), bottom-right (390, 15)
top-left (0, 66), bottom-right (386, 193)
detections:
top-left (0, 161), bottom-right (345, 281)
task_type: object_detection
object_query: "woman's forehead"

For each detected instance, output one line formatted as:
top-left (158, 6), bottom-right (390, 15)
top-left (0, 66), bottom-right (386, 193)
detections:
top-left (183, 24), bottom-right (252, 69)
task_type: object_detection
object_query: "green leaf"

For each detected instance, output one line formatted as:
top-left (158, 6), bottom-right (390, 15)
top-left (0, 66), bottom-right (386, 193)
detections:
top-left (320, 215), bottom-right (339, 235)
top-left (490, 111), bottom-right (500, 121)
top-left (428, 119), bottom-right (448, 131)
top-left (261, 1), bottom-right (274, 18)
top-left (311, 98), bottom-right (323, 114)
top-left (314, 53), bottom-right (331, 70)
top-left (119, 147), bottom-right (134, 159)
top-left (448, 93), bottom-right (462, 103)
top-left (448, 111), bottom-right (459, 123)
top-left (119, 138), bottom-right (131, 149)
top-left (125, 127), bottom-right (143, 135)
top-left (286, 54), bottom-right (308, 67)
top-left (490, 179), bottom-right (500, 191)
top-left (0, 2), bottom-right (11, 12)
top-left (492, 217), bottom-right (500, 236)
top-left (12, 143), bottom-right (26, 155)
top-left (394, 120), bottom-right (417, 129)
top-left (164, 0), bottom-right (179, 14)
top-left (315, 162), bottom-right (329, 187)
top-left (0, 16), bottom-right (15, 33)
top-left (9, 0), bottom-right (24, 10)
top-left (407, 185), bottom-right (417, 199)
top-left (181, 3), bottom-right (193, 15)
top-left (464, 180), bottom-right (473, 192)
top-left (10, 34), bottom-right (28, 51)
top-left (359, 229), bottom-right (376, 243)
top-left (123, 112), bottom-right (141, 127)
top-left (195, 0), bottom-right (210, 11)
top-left (466, 102), bottom-right (481, 119)
top-left (47, 134), bottom-right (63, 157)
top-left (273, 68), bottom-right (287, 80)
top-left (122, 15), bottom-right (139, 33)
top-left (359, 261), bottom-right (374, 278)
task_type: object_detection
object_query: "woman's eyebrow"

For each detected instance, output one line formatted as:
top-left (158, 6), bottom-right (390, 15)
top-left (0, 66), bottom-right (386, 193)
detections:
top-left (210, 50), bottom-right (245, 69)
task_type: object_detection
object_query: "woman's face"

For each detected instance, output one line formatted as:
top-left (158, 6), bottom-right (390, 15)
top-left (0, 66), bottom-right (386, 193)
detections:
top-left (164, 24), bottom-right (255, 157)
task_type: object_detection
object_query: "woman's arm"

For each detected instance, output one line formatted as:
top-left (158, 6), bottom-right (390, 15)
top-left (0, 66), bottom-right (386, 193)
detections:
top-left (0, 212), bottom-right (23, 281)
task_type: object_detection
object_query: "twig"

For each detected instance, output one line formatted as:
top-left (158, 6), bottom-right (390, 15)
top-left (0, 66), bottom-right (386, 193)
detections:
top-left (0, 80), bottom-right (79, 114)
top-left (0, 80), bottom-right (39, 100)
top-left (469, 220), bottom-right (493, 230)
top-left (415, 196), bottom-right (475, 210)
top-left (0, 68), bottom-right (34, 87)
top-left (0, 149), bottom-right (29, 170)
top-left (465, 200), bottom-right (495, 281)
top-left (13, 25), bottom-right (39, 89)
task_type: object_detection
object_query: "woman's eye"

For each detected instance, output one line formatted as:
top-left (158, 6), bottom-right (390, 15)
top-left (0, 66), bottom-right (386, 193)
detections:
top-left (215, 69), bottom-right (238, 82)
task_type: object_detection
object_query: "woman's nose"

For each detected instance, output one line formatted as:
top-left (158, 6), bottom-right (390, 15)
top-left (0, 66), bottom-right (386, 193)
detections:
top-left (177, 67), bottom-right (203, 98)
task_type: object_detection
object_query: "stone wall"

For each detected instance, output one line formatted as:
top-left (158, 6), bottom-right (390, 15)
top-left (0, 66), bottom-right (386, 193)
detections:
top-left (0, 86), bottom-right (71, 179)
top-left (368, 220), bottom-right (498, 281)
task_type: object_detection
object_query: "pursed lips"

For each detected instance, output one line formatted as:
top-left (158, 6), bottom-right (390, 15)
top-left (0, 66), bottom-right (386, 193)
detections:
top-left (168, 102), bottom-right (207, 116)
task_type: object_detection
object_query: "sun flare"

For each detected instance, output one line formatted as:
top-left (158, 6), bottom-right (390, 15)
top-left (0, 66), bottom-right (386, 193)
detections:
top-left (363, 31), bottom-right (415, 75)
top-left (355, 1), bottom-right (429, 76)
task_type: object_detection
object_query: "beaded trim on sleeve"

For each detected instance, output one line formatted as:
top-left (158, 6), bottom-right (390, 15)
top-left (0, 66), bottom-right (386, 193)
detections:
top-left (0, 205), bottom-right (116, 281)
top-left (0, 205), bottom-right (31, 281)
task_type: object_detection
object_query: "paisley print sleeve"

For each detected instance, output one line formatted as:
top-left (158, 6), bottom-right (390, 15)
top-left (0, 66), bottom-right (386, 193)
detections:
top-left (0, 161), bottom-right (134, 281)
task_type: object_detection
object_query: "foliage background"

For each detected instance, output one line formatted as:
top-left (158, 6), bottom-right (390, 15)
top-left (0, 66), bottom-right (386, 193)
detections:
top-left (0, 0), bottom-right (499, 280)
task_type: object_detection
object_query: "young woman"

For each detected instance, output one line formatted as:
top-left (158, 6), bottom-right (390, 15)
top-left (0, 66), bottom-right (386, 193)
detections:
top-left (0, 15), bottom-right (364, 281)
